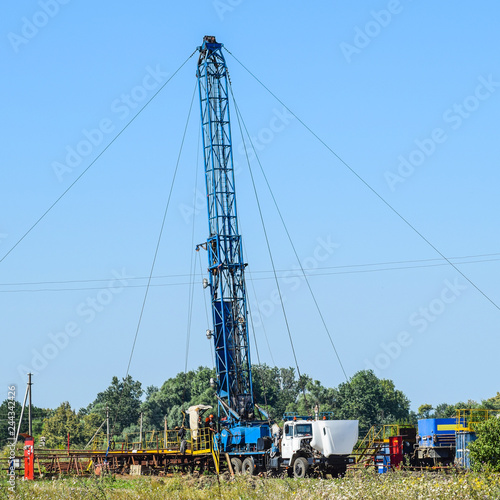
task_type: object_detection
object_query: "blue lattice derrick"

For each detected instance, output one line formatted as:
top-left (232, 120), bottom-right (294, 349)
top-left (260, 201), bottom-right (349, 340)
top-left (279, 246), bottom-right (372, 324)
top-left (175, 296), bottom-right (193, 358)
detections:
top-left (197, 36), bottom-right (254, 423)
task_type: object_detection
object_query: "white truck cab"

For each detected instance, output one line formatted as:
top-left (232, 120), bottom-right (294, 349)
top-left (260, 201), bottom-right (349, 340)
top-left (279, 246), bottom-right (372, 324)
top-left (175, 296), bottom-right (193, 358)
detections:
top-left (281, 420), bottom-right (313, 460)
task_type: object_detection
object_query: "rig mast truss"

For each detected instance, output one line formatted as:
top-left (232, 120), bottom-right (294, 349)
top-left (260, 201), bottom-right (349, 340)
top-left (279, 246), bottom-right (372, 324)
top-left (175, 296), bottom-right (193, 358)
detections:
top-left (197, 36), bottom-right (253, 421)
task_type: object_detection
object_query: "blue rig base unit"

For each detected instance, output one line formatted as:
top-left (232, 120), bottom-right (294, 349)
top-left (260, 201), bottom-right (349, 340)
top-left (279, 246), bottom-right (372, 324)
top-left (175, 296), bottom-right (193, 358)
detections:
top-left (415, 418), bottom-right (457, 464)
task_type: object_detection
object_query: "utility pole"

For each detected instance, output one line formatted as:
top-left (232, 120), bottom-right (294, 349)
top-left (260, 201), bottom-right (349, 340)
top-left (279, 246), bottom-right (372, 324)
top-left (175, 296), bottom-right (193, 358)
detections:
top-left (28, 373), bottom-right (32, 437)
top-left (15, 374), bottom-right (31, 445)
top-left (106, 406), bottom-right (109, 444)
top-left (164, 417), bottom-right (167, 448)
top-left (139, 413), bottom-right (143, 449)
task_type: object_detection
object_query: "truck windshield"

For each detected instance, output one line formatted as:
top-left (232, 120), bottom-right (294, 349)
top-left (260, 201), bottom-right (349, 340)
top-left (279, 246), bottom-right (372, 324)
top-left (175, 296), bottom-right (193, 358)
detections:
top-left (294, 424), bottom-right (312, 437)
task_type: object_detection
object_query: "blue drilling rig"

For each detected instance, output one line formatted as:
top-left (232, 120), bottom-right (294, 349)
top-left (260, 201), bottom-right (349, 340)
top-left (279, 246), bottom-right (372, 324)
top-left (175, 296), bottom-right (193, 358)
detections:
top-left (196, 36), bottom-right (358, 476)
top-left (196, 35), bottom-right (271, 454)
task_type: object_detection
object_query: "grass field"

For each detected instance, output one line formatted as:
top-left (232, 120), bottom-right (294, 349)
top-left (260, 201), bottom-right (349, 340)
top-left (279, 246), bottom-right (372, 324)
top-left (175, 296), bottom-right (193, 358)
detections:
top-left (2, 469), bottom-right (499, 499)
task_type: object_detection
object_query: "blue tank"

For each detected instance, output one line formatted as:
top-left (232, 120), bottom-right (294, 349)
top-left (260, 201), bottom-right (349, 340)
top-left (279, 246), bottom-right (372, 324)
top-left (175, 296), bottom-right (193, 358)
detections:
top-left (417, 418), bottom-right (456, 448)
top-left (455, 431), bottom-right (477, 469)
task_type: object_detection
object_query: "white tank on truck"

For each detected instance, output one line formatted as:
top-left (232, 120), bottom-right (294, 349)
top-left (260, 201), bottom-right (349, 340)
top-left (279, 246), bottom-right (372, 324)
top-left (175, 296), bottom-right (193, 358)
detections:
top-left (266, 416), bottom-right (358, 477)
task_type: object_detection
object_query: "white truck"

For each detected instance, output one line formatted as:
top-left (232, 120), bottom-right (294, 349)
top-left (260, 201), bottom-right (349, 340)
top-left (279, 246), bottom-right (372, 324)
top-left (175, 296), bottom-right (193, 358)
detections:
top-left (227, 416), bottom-right (359, 478)
top-left (271, 417), bottom-right (359, 477)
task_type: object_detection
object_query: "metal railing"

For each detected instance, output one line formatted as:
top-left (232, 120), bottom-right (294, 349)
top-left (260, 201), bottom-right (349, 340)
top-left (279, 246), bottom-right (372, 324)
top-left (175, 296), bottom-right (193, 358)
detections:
top-left (381, 424), bottom-right (414, 439)
top-left (91, 427), bottom-right (214, 454)
top-left (352, 424), bottom-right (415, 464)
top-left (455, 409), bottom-right (500, 432)
top-left (352, 426), bottom-right (384, 463)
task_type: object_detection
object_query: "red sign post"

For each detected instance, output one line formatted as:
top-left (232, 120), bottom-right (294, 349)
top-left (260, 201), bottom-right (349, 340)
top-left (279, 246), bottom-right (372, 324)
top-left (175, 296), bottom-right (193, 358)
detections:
top-left (24, 437), bottom-right (34, 480)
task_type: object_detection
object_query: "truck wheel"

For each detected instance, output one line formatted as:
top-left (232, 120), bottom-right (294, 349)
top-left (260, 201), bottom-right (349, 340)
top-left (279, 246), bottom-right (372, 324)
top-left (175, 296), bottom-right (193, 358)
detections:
top-left (242, 457), bottom-right (256, 475)
top-left (293, 457), bottom-right (308, 478)
top-left (230, 457), bottom-right (242, 474)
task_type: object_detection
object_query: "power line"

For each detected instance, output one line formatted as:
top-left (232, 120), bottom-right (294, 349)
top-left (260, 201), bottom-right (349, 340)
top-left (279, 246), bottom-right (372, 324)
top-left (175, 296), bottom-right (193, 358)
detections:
top-left (103, 73), bottom-right (198, 451)
top-left (245, 242), bottom-right (277, 367)
top-left (233, 97), bottom-right (349, 382)
top-left (184, 123), bottom-right (201, 375)
top-left (0, 49), bottom-right (197, 267)
top-left (1, 253), bottom-right (498, 288)
top-left (231, 80), bottom-right (304, 389)
top-left (224, 47), bottom-right (500, 313)
top-left (1, 256), bottom-right (498, 293)
top-left (124, 81), bottom-right (197, 378)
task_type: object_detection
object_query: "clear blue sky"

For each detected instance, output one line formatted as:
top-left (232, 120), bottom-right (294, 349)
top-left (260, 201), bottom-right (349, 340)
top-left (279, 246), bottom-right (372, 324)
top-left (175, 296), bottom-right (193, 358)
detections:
top-left (1, 1), bottom-right (499, 414)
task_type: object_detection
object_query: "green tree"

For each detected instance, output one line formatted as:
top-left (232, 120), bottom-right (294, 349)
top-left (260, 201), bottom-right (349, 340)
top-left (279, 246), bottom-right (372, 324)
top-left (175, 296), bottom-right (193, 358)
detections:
top-left (407, 410), bottom-right (418, 425)
top-left (295, 378), bottom-right (336, 416)
top-left (252, 365), bottom-right (302, 419)
top-left (32, 407), bottom-right (53, 443)
top-left (433, 403), bottom-right (455, 418)
top-left (79, 412), bottom-right (105, 447)
top-left (332, 370), bottom-right (410, 434)
top-left (140, 365), bottom-right (306, 428)
top-left (42, 402), bottom-right (82, 448)
top-left (380, 379), bottom-right (410, 422)
top-left (424, 400), bottom-right (482, 419)
top-left (278, 368), bottom-right (302, 415)
top-left (0, 400), bottom-right (22, 448)
top-left (251, 364), bottom-right (280, 416)
top-left (418, 404), bottom-right (433, 419)
top-left (0, 400), bottom-right (52, 448)
top-left (140, 385), bottom-right (163, 430)
top-left (469, 417), bottom-right (500, 471)
top-left (140, 367), bottom-right (412, 436)
top-left (142, 367), bottom-right (216, 429)
top-left (87, 375), bottom-right (143, 435)
top-left (482, 393), bottom-right (500, 410)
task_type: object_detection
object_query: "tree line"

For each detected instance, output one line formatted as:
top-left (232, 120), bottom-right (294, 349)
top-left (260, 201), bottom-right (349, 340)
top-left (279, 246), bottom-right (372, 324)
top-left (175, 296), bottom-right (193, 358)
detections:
top-left (1, 367), bottom-right (499, 451)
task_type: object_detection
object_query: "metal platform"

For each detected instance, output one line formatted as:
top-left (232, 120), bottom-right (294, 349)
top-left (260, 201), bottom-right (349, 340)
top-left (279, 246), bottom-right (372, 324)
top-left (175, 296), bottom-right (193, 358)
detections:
top-left (15, 427), bottom-right (220, 477)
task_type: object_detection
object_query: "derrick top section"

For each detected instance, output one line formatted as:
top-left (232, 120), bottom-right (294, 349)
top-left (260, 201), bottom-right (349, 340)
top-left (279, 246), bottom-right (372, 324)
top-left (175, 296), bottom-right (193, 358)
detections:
top-left (197, 36), bottom-right (226, 72)
top-left (199, 35), bottom-right (223, 52)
